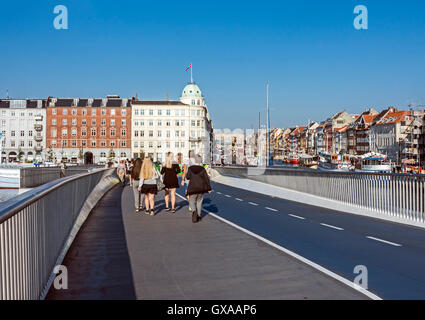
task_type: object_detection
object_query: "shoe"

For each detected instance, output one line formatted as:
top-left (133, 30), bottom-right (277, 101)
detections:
top-left (150, 210), bottom-right (155, 216)
top-left (136, 208), bottom-right (140, 212)
top-left (197, 215), bottom-right (202, 221)
top-left (192, 210), bottom-right (198, 223)
top-left (165, 207), bottom-right (170, 212)
top-left (145, 209), bottom-right (149, 215)
top-left (172, 209), bottom-right (176, 214)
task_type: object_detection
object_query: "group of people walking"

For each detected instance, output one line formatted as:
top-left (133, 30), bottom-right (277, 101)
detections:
top-left (119, 151), bottom-right (211, 223)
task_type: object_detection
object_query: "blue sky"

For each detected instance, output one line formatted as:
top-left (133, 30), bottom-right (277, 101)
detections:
top-left (0, 0), bottom-right (424, 129)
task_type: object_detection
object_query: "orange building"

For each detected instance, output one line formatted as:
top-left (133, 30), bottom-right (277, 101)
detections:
top-left (45, 96), bottom-right (131, 164)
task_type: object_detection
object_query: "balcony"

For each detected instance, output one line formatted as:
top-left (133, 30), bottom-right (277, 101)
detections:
top-left (34, 124), bottom-right (43, 131)
top-left (34, 146), bottom-right (43, 152)
top-left (35, 115), bottom-right (43, 121)
top-left (34, 135), bottom-right (43, 142)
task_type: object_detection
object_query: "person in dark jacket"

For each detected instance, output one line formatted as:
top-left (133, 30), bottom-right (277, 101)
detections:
top-left (161, 152), bottom-right (181, 213)
top-left (186, 155), bottom-right (212, 223)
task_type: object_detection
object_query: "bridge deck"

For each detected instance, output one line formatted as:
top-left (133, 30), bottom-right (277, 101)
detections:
top-left (47, 185), bottom-right (367, 300)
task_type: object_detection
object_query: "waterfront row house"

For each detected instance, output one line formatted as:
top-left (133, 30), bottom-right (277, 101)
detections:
top-left (271, 106), bottom-right (425, 167)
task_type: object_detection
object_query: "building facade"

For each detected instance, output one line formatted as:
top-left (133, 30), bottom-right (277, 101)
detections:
top-left (0, 99), bottom-right (46, 163)
top-left (130, 83), bottom-right (213, 163)
top-left (45, 96), bottom-right (132, 164)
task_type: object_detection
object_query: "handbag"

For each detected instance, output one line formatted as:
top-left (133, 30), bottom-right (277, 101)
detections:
top-left (155, 167), bottom-right (165, 191)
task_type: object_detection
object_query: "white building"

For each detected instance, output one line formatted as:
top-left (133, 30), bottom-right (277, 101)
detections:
top-left (130, 83), bottom-right (212, 163)
top-left (0, 99), bottom-right (46, 163)
top-left (213, 129), bottom-right (246, 165)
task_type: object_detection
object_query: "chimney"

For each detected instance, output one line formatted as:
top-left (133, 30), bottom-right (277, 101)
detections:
top-left (166, 93), bottom-right (168, 101)
top-left (135, 93), bottom-right (138, 101)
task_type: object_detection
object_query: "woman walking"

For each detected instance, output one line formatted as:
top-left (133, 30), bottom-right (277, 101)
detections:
top-left (117, 160), bottom-right (126, 187)
top-left (138, 157), bottom-right (159, 216)
top-left (161, 152), bottom-right (181, 213)
top-left (131, 158), bottom-right (143, 212)
top-left (186, 155), bottom-right (212, 223)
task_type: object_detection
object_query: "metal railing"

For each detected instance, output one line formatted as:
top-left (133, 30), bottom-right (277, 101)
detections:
top-left (214, 167), bottom-right (425, 225)
top-left (0, 168), bottom-right (117, 300)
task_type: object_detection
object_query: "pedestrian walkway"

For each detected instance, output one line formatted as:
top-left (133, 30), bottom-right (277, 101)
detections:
top-left (47, 185), bottom-right (367, 300)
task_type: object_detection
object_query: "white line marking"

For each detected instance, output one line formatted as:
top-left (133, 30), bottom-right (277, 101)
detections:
top-left (235, 198), bottom-right (243, 202)
top-left (216, 192), bottom-right (222, 195)
top-left (289, 214), bottom-right (306, 220)
top-left (249, 202), bottom-right (259, 206)
top-left (366, 236), bottom-right (402, 247)
top-left (175, 193), bottom-right (381, 300)
top-left (320, 223), bottom-right (344, 231)
top-left (225, 195), bottom-right (231, 198)
top-left (266, 207), bottom-right (278, 212)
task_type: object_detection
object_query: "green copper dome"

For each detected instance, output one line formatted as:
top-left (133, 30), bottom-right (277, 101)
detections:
top-left (182, 83), bottom-right (202, 98)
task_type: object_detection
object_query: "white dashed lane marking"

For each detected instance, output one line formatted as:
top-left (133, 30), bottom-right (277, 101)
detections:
top-left (216, 192), bottom-right (222, 195)
top-left (289, 214), bottom-right (306, 220)
top-left (265, 207), bottom-right (278, 212)
top-left (320, 223), bottom-right (344, 231)
top-left (249, 202), bottom-right (259, 206)
top-left (366, 236), bottom-right (402, 247)
top-left (225, 195), bottom-right (231, 198)
top-left (235, 198), bottom-right (243, 202)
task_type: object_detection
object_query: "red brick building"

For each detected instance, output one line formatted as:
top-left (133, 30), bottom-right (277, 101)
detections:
top-left (45, 96), bottom-right (131, 164)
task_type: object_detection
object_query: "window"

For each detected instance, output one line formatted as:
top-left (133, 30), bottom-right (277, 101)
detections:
top-left (181, 109), bottom-right (185, 116)
top-left (157, 141), bottom-right (162, 148)
top-left (166, 109), bottom-right (171, 116)
top-left (82, 140), bottom-right (87, 147)
top-left (91, 140), bottom-right (96, 147)
top-left (134, 131), bottom-right (139, 137)
top-left (111, 129), bottom-right (116, 137)
top-left (110, 109), bottom-right (116, 116)
top-left (62, 140), bottom-right (67, 147)
top-left (62, 119), bottom-right (67, 126)
top-left (197, 110), bottom-right (201, 116)
top-left (149, 130), bottom-right (153, 138)
top-left (51, 129), bottom-right (57, 138)
top-left (28, 130), bottom-right (33, 137)
top-left (28, 141), bottom-right (33, 147)
top-left (158, 110), bottom-right (162, 116)
top-left (157, 131), bottom-right (162, 137)
top-left (166, 120), bottom-right (171, 127)
top-left (91, 109), bottom-right (96, 116)
top-left (149, 109), bottom-right (154, 116)
top-left (91, 128), bottom-right (96, 136)
top-left (121, 141), bottom-right (126, 147)
top-left (140, 130), bottom-right (145, 137)
top-left (149, 120), bottom-right (153, 126)
top-left (52, 109), bottom-right (57, 115)
top-left (52, 119), bottom-right (57, 125)
top-left (181, 131), bottom-right (185, 137)
top-left (166, 142), bottom-right (170, 149)
top-left (11, 130), bottom-right (15, 137)
top-left (101, 119), bottom-right (106, 126)
top-left (121, 109), bottom-right (126, 116)
top-left (82, 109), bottom-right (87, 116)
top-left (149, 142), bottom-right (153, 148)
top-left (175, 110), bottom-right (180, 116)
top-left (72, 129), bottom-right (77, 136)
top-left (62, 109), bottom-right (68, 115)
top-left (191, 100), bottom-right (195, 105)
top-left (191, 120), bottom-right (195, 127)
top-left (121, 129), bottom-right (126, 136)
top-left (141, 109), bottom-right (145, 116)
top-left (20, 140), bottom-right (25, 147)
top-left (111, 119), bottom-right (115, 126)
top-left (158, 120), bottom-right (162, 126)
top-left (101, 129), bottom-right (106, 136)
top-left (20, 130), bottom-right (25, 137)
top-left (175, 142), bottom-right (179, 148)
top-left (72, 140), bottom-right (77, 147)
top-left (110, 141), bottom-right (115, 147)
top-left (134, 109), bottom-right (139, 116)
top-left (197, 120), bottom-right (200, 127)
top-left (52, 140), bottom-right (57, 147)
top-left (92, 119), bottom-right (96, 126)
top-left (72, 109), bottom-right (77, 116)
top-left (72, 119), bottom-right (77, 125)
top-left (101, 109), bottom-right (106, 116)
top-left (181, 120), bottom-right (185, 126)
top-left (140, 120), bottom-right (145, 126)
top-left (82, 119), bottom-right (87, 125)
top-left (175, 131), bottom-right (179, 137)
top-left (134, 141), bottom-right (139, 148)
top-left (10, 140), bottom-right (15, 147)
top-left (166, 131), bottom-right (170, 138)
top-left (62, 129), bottom-right (67, 136)
top-left (81, 129), bottom-right (87, 136)
top-left (181, 142), bottom-right (185, 148)
top-left (122, 119), bottom-right (126, 126)
top-left (175, 120), bottom-right (180, 126)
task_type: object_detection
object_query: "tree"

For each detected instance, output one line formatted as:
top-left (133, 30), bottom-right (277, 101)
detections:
top-left (78, 147), bottom-right (84, 164)
top-left (47, 146), bottom-right (54, 162)
top-left (139, 149), bottom-right (145, 160)
top-left (17, 147), bottom-right (23, 162)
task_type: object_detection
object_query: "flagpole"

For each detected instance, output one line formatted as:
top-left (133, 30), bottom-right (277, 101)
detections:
top-left (191, 63), bottom-right (193, 83)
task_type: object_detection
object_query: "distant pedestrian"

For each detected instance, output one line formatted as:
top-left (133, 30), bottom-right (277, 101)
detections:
top-left (117, 160), bottom-right (126, 187)
top-left (161, 152), bottom-right (181, 213)
top-left (138, 157), bottom-right (160, 216)
top-left (131, 158), bottom-right (143, 212)
top-left (181, 150), bottom-right (196, 201)
top-left (127, 159), bottom-right (134, 186)
top-left (186, 155), bottom-right (212, 223)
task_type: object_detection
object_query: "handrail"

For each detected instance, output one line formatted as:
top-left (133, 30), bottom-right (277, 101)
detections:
top-left (0, 169), bottom-right (107, 223)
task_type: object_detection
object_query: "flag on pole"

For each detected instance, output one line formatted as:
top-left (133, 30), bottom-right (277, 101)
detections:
top-left (185, 64), bottom-right (192, 71)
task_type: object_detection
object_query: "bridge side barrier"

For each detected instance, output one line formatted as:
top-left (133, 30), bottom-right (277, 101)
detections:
top-left (0, 168), bottom-right (118, 300)
top-left (214, 167), bottom-right (425, 225)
